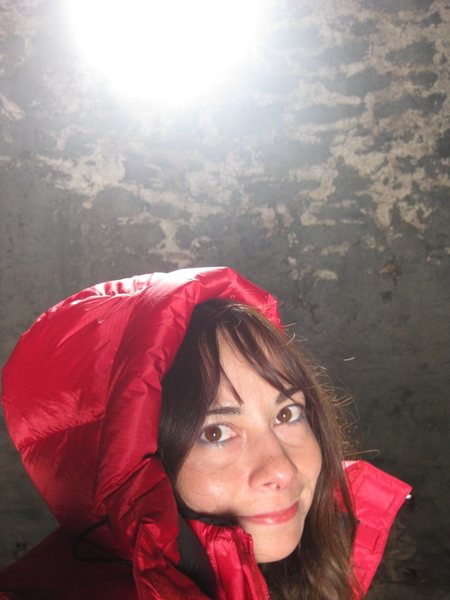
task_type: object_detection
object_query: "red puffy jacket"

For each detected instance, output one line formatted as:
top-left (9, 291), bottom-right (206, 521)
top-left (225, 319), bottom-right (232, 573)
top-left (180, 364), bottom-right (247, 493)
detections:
top-left (0, 267), bottom-right (410, 599)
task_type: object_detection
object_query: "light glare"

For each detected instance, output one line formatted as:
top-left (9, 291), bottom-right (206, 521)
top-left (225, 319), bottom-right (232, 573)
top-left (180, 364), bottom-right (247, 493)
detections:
top-left (66, 0), bottom-right (262, 105)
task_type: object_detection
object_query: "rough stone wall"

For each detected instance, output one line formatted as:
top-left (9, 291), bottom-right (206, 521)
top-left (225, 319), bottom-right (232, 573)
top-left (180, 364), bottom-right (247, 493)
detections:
top-left (1, 0), bottom-right (449, 597)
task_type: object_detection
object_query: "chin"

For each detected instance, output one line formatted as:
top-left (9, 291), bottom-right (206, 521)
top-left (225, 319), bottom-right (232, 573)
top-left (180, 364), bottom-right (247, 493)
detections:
top-left (252, 527), bottom-right (303, 564)
top-left (255, 547), bottom-right (297, 563)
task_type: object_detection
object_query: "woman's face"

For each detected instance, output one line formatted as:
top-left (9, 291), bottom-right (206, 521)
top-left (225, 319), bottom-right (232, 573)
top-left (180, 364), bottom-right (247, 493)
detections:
top-left (176, 339), bottom-right (322, 563)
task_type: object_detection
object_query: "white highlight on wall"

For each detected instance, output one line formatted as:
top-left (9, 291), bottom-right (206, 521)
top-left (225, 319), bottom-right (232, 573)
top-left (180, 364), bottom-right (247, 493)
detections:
top-left (66, 0), bottom-right (263, 105)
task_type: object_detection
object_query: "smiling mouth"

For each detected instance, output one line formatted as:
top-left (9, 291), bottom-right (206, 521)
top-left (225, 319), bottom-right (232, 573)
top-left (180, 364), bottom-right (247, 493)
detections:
top-left (240, 502), bottom-right (299, 525)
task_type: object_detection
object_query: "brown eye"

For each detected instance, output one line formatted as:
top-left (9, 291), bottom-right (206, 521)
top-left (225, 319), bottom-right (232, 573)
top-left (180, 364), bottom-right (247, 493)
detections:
top-left (277, 406), bottom-right (293, 423)
top-left (203, 425), bottom-right (223, 443)
top-left (275, 404), bottom-right (305, 425)
top-left (200, 424), bottom-right (235, 445)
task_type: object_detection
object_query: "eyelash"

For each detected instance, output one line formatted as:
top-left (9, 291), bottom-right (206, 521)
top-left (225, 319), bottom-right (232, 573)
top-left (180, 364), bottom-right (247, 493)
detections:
top-left (199, 403), bottom-right (307, 447)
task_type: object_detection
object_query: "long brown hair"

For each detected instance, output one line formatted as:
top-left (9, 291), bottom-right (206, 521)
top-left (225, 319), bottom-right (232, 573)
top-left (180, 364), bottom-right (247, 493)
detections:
top-left (159, 299), bottom-right (358, 600)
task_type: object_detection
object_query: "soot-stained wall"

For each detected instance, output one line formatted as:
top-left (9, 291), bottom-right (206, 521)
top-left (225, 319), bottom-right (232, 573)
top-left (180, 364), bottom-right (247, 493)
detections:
top-left (1, 1), bottom-right (449, 598)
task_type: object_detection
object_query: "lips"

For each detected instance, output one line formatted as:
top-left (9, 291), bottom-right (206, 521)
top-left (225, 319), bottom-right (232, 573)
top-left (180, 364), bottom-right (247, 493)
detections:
top-left (240, 502), bottom-right (299, 525)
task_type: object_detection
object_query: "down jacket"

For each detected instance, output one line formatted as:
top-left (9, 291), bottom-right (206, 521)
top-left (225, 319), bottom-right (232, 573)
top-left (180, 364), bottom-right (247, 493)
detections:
top-left (0, 266), bottom-right (411, 599)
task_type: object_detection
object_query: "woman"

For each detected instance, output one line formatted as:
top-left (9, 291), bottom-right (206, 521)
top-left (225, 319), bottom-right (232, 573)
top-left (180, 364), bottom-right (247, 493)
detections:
top-left (0, 266), bottom-right (410, 599)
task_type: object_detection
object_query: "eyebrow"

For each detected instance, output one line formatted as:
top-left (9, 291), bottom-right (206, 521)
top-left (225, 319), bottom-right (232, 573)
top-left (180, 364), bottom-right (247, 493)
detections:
top-left (206, 390), bottom-right (300, 416)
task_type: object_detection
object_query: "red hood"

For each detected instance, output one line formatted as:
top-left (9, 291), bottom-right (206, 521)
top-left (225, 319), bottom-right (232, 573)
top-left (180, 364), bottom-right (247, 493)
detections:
top-left (2, 267), bottom-right (279, 563)
top-left (1, 267), bottom-right (410, 599)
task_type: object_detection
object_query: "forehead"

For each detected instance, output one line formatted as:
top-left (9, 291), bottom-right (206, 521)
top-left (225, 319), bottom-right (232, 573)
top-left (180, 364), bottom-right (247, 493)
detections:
top-left (217, 335), bottom-right (262, 380)
top-left (215, 338), bottom-right (291, 406)
top-left (211, 339), bottom-right (257, 406)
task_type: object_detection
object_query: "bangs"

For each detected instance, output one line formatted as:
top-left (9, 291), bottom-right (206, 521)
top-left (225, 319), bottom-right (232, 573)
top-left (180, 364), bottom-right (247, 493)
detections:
top-left (215, 308), bottom-right (310, 407)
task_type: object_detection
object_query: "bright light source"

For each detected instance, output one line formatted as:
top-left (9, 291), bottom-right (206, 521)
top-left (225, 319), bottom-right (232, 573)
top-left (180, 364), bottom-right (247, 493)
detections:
top-left (66, 0), bottom-right (263, 105)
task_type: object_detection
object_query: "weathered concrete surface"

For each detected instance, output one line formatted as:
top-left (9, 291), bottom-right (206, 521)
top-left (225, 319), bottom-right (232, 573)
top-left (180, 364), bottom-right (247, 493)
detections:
top-left (0, 0), bottom-right (449, 597)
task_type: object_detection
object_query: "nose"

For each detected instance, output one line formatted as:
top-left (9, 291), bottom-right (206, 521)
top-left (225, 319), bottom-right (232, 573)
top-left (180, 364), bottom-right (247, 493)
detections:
top-left (248, 431), bottom-right (298, 490)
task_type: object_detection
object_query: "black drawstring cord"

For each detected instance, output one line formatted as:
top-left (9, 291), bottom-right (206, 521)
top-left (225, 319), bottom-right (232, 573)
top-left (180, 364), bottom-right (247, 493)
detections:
top-left (72, 517), bottom-right (132, 566)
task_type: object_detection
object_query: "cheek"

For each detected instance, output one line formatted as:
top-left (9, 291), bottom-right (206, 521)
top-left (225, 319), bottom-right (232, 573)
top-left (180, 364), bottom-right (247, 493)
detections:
top-left (310, 436), bottom-right (322, 479)
top-left (306, 442), bottom-right (322, 495)
top-left (301, 426), bottom-right (322, 475)
top-left (176, 459), bottom-right (236, 515)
